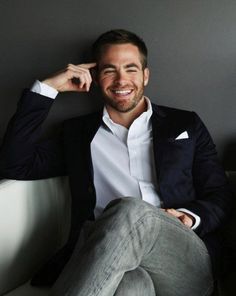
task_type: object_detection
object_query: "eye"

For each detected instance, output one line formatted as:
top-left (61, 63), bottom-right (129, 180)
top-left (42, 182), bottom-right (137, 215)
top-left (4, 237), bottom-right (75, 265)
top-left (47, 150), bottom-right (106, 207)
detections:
top-left (103, 69), bottom-right (116, 74)
top-left (127, 68), bottom-right (138, 73)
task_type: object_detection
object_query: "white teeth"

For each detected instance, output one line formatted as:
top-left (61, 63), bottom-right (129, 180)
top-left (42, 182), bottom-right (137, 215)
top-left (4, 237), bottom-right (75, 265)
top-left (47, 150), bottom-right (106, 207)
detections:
top-left (113, 90), bottom-right (132, 94)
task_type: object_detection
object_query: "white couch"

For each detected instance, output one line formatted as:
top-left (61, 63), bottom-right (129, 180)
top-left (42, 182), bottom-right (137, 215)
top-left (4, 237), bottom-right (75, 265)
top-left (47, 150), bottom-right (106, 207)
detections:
top-left (0, 177), bottom-right (71, 295)
top-left (0, 173), bottom-right (235, 296)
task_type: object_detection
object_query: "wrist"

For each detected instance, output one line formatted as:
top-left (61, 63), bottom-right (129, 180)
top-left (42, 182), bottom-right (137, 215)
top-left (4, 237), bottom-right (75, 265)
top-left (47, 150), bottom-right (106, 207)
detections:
top-left (177, 208), bottom-right (201, 230)
top-left (42, 79), bottom-right (56, 89)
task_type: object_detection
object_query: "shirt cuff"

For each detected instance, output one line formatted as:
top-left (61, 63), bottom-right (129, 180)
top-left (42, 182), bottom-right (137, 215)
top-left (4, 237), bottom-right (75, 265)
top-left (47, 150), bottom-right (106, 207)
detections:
top-left (31, 80), bottom-right (58, 99)
top-left (177, 208), bottom-right (201, 230)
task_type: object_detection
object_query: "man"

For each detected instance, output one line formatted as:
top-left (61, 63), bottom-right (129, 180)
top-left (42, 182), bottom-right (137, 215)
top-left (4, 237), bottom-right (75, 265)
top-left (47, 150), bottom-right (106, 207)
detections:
top-left (0, 29), bottom-right (232, 295)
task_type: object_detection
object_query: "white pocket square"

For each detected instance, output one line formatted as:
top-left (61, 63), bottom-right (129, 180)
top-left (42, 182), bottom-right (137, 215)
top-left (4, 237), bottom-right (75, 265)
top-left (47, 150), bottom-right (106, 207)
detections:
top-left (175, 131), bottom-right (189, 140)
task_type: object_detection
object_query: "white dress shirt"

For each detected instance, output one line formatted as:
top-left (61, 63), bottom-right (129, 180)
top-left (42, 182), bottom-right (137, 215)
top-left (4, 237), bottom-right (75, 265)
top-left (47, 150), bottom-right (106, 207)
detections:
top-left (31, 80), bottom-right (200, 229)
top-left (91, 99), bottom-right (161, 217)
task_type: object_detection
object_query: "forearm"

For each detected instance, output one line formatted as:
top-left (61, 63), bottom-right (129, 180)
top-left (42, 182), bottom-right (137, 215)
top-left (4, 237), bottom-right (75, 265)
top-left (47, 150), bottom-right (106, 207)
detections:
top-left (0, 89), bottom-right (64, 179)
top-left (0, 62), bottom-right (96, 180)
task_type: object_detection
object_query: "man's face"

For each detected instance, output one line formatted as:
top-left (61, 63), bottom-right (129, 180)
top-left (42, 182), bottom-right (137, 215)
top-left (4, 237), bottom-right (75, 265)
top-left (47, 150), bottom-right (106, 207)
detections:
top-left (96, 43), bottom-right (149, 113)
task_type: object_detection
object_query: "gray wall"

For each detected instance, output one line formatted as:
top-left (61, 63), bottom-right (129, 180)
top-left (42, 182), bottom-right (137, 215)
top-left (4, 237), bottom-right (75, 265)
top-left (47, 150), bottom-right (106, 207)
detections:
top-left (0, 0), bottom-right (235, 168)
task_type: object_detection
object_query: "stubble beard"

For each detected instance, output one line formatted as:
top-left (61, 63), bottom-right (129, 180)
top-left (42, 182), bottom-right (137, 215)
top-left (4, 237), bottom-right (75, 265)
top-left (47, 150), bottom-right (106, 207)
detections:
top-left (102, 85), bottom-right (145, 113)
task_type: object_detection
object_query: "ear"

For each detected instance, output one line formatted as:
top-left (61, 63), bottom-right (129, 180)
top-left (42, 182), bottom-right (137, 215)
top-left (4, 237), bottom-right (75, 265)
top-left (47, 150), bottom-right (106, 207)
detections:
top-left (143, 68), bottom-right (149, 86)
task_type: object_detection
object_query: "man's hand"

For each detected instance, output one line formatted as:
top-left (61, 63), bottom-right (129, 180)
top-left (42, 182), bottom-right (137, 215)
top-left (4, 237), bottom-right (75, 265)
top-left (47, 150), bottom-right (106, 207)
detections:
top-left (42, 63), bottom-right (97, 93)
top-left (164, 208), bottom-right (194, 228)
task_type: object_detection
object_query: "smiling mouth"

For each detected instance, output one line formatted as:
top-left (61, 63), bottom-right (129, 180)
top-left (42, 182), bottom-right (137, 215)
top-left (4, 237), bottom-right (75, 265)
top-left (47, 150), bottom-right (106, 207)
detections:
top-left (111, 89), bottom-right (133, 96)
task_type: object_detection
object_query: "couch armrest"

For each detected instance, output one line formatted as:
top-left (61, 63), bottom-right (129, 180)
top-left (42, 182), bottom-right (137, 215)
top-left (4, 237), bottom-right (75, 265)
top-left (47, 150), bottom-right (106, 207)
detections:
top-left (0, 177), bottom-right (71, 295)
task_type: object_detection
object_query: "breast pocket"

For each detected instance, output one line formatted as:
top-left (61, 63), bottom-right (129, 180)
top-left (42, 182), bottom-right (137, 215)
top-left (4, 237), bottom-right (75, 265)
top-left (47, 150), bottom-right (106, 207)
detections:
top-left (159, 138), bottom-right (194, 169)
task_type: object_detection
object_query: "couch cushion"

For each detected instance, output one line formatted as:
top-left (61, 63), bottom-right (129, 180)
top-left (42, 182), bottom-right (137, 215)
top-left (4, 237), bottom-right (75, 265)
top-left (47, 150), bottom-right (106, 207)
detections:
top-left (4, 281), bottom-right (50, 296)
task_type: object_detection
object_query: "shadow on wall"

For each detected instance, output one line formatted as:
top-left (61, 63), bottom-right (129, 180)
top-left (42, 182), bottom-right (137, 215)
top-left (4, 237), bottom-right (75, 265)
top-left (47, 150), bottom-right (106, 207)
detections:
top-left (223, 140), bottom-right (236, 171)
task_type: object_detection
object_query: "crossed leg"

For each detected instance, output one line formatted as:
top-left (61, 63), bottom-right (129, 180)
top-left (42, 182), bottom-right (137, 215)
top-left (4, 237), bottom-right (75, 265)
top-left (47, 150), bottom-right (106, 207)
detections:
top-left (50, 197), bottom-right (214, 296)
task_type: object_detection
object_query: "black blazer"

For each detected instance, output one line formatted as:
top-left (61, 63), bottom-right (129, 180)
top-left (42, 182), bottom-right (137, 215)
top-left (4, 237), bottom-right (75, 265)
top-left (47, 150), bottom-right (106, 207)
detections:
top-left (0, 90), bottom-right (232, 283)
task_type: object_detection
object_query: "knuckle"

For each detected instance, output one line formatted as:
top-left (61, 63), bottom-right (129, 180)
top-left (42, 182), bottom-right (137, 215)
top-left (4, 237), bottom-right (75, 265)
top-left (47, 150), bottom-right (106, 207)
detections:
top-left (66, 69), bottom-right (73, 77)
top-left (67, 63), bottom-right (73, 69)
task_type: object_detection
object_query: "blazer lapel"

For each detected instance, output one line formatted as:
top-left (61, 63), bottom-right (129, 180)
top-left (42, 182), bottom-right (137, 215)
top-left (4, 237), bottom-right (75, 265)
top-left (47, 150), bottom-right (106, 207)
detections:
top-left (151, 104), bottom-right (168, 182)
top-left (83, 110), bottom-right (103, 143)
top-left (80, 110), bottom-right (103, 176)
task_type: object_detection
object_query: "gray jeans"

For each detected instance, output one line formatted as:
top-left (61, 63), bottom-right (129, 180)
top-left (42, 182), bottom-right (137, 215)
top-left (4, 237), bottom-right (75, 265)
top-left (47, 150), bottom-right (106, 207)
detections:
top-left (50, 197), bottom-right (214, 296)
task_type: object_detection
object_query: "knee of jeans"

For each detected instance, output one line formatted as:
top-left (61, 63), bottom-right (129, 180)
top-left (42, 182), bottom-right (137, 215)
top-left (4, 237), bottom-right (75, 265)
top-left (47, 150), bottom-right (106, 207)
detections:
top-left (115, 268), bottom-right (155, 295)
top-left (124, 267), bottom-right (153, 285)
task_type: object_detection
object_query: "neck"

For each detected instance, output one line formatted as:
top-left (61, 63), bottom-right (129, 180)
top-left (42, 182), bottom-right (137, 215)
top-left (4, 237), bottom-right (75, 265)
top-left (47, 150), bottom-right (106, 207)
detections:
top-left (106, 97), bottom-right (147, 128)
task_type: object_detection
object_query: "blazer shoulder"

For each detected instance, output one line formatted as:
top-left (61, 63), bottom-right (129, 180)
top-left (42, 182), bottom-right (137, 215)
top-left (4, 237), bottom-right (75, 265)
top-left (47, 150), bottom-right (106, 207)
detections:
top-left (152, 103), bottom-right (196, 118)
top-left (152, 103), bottom-right (200, 124)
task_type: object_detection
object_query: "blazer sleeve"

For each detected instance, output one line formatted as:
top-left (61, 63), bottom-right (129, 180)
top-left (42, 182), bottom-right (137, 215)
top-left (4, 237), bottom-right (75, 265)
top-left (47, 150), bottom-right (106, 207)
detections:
top-left (183, 112), bottom-right (233, 237)
top-left (0, 90), bottom-right (66, 180)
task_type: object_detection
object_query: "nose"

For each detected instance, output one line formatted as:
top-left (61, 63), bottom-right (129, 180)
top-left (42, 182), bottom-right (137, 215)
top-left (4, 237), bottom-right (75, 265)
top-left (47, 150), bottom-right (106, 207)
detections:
top-left (114, 70), bottom-right (127, 85)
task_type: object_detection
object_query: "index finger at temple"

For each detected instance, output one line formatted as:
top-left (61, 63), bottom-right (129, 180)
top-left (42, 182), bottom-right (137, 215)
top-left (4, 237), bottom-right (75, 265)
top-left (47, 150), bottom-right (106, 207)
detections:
top-left (79, 63), bottom-right (97, 69)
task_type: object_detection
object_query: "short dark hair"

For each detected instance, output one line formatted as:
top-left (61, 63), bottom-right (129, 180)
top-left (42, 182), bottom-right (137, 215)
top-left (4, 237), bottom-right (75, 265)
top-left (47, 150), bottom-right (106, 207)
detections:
top-left (92, 29), bottom-right (148, 69)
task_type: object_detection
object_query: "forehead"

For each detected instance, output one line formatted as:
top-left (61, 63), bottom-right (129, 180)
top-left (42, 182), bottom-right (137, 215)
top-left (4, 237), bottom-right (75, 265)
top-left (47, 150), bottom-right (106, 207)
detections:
top-left (98, 43), bottom-right (143, 66)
